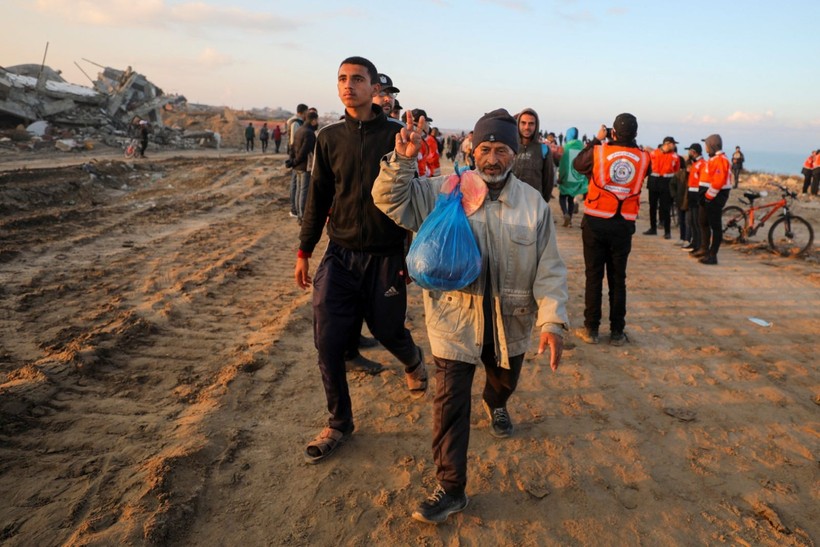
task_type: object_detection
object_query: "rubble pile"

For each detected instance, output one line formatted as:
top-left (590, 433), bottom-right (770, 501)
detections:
top-left (0, 62), bottom-right (223, 153)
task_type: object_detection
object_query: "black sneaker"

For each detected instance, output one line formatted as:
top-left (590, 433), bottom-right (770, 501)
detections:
top-left (642, 228), bottom-right (657, 235)
top-left (663, 232), bottom-right (671, 240)
top-left (483, 400), bottom-right (513, 438)
top-left (699, 255), bottom-right (718, 265)
top-left (610, 331), bottom-right (628, 346)
top-left (412, 485), bottom-right (468, 524)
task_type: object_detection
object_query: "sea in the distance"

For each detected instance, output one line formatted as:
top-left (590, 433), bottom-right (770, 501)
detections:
top-left (742, 150), bottom-right (808, 176)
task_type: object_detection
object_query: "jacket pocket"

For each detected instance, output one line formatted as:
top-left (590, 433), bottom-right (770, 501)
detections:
top-left (427, 291), bottom-right (470, 335)
top-left (500, 295), bottom-right (537, 344)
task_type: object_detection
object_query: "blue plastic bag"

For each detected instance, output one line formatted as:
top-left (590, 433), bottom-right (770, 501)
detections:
top-left (406, 185), bottom-right (482, 291)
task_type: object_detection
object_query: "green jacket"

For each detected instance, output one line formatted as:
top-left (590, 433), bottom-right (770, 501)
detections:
top-left (557, 139), bottom-right (588, 197)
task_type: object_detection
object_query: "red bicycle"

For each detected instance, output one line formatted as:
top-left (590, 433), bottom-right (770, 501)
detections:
top-left (721, 183), bottom-right (814, 256)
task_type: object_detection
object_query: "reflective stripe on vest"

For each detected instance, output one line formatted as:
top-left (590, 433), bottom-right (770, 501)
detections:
top-left (585, 144), bottom-right (650, 221)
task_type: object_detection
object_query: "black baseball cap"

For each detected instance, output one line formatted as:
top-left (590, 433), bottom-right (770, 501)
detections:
top-left (687, 143), bottom-right (702, 155)
top-left (377, 73), bottom-right (400, 94)
top-left (411, 108), bottom-right (432, 122)
top-left (663, 136), bottom-right (679, 144)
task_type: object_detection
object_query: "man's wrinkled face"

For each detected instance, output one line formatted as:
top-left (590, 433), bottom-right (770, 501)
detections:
top-left (518, 114), bottom-right (536, 140)
top-left (338, 63), bottom-right (377, 109)
top-left (374, 90), bottom-right (395, 114)
top-left (474, 142), bottom-right (514, 184)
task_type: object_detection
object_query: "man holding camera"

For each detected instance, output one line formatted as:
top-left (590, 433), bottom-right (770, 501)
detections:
top-left (572, 114), bottom-right (650, 346)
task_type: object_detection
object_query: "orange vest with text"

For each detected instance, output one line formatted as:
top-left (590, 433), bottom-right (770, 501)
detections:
top-left (584, 144), bottom-right (650, 221)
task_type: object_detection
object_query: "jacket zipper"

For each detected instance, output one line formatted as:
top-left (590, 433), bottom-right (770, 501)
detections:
top-left (358, 120), bottom-right (364, 251)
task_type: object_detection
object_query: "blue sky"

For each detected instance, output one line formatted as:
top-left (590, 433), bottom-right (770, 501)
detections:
top-left (2, 0), bottom-right (819, 154)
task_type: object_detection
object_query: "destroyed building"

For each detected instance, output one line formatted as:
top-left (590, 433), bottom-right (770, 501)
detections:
top-left (0, 62), bottom-right (185, 131)
top-left (0, 61), bottom-right (226, 152)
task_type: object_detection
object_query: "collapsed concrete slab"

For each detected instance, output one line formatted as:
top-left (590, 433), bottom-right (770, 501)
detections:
top-left (0, 63), bottom-right (184, 132)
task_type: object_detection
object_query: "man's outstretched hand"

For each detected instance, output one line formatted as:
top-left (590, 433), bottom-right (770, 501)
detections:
top-left (395, 111), bottom-right (425, 159)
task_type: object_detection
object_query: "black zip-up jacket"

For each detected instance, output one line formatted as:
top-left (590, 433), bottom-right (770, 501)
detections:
top-left (299, 104), bottom-right (406, 255)
top-left (292, 123), bottom-right (316, 172)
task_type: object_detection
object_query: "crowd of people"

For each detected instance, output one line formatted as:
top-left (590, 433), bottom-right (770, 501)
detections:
top-left (286, 55), bottom-right (755, 525)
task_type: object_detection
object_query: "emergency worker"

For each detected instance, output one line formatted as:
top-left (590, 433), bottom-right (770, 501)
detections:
top-left (692, 134), bottom-right (731, 265)
top-left (644, 137), bottom-right (679, 239)
top-left (573, 113), bottom-right (650, 346)
top-left (801, 151), bottom-right (815, 194)
top-left (683, 143), bottom-right (706, 252)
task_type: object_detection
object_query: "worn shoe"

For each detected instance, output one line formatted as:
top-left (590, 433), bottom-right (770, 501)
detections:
top-left (690, 249), bottom-right (708, 258)
top-left (358, 335), bottom-right (379, 349)
top-left (345, 354), bottom-right (384, 375)
top-left (699, 255), bottom-right (718, 265)
top-left (483, 400), bottom-right (514, 438)
top-left (562, 214), bottom-right (570, 227)
top-left (642, 228), bottom-right (657, 235)
top-left (412, 484), bottom-right (469, 524)
top-left (663, 232), bottom-right (672, 240)
top-left (681, 243), bottom-right (694, 250)
top-left (405, 346), bottom-right (428, 396)
top-left (610, 331), bottom-right (629, 346)
top-left (574, 327), bottom-right (599, 345)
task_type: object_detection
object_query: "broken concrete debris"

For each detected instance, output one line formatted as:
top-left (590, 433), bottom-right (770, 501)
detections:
top-left (0, 61), bottom-right (220, 152)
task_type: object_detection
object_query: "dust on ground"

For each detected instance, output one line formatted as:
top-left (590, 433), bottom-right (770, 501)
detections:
top-left (0, 153), bottom-right (817, 545)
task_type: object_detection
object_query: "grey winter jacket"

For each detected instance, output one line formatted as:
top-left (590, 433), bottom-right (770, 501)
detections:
top-left (373, 152), bottom-right (569, 369)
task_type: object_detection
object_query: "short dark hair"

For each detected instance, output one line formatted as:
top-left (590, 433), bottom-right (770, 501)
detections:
top-left (306, 111), bottom-right (319, 122)
top-left (339, 56), bottom-right (378, 84)
top-left (296, 103), bottom-right (308, 114)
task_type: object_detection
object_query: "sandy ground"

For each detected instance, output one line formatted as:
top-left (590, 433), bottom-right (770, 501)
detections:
top-left (0, 149), bottom-right (818, 546)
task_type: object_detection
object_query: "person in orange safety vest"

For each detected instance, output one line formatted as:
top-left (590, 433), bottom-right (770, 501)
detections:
top-left (692, 134), bottom-right (731, 265)
top-left (811, 149), bottom-right (820, 196)
top-left (801, 151), bottom-right (815, 194)
top-left (682, 143), bottom-right (706, 252)
top-left (572, 113), bottom-right (650, 346)
top-left (643, 137), bottom-right (680, 239)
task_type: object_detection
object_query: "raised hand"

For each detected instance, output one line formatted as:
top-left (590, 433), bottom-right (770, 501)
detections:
top-left (395, 111), bottom-right (424, 159)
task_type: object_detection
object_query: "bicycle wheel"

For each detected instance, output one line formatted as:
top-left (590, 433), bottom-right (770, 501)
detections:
top-left (124, 143), bottom-right (138, 159)
top-left (721, 205), bottom-right (747, 242)
top-left (768, 215), bottom-right (814, 256)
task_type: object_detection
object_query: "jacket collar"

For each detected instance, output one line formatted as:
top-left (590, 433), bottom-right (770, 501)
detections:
top-left (344, 104), bottom-right (385, 129)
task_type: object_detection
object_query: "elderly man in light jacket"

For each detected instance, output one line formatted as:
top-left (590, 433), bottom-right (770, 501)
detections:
top-left (372, 108), bottom-right (569, 525)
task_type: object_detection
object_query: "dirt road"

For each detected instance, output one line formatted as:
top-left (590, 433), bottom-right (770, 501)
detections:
top-left (0, 153), bottom-right (817, 545)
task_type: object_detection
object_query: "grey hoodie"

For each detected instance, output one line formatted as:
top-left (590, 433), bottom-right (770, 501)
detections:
top-left (511, 108), bottom-right (555, 202)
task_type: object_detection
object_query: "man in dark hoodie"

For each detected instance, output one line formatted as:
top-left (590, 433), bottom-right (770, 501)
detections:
top-left (295, 56), bottom-right (426, 465)
top-left (291, 111), bottom-right (318, 224)
top-left (511, 108), bottom-right (555, 202)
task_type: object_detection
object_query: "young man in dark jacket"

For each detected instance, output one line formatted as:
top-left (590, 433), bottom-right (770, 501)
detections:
top-left (295, 56), bottom-right (425, 464)
top-left (291, 111), bottom-right (318, 224)
top-left (511, 108), bottom-right (555, 201)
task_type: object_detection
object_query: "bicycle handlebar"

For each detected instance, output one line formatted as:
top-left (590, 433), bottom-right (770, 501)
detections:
top-left (768, 182), bottom-right (797, 199)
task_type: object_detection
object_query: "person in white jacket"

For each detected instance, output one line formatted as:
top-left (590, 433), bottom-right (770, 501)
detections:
top-left (372, 108), bottom-right (569, 525)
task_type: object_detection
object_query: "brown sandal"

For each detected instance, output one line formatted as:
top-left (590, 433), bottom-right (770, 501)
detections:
top-left (304, 426), bottom-right (353, 464)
